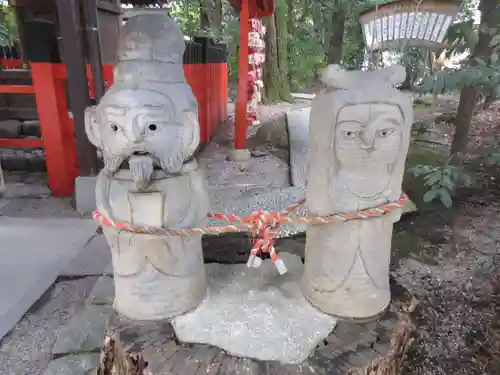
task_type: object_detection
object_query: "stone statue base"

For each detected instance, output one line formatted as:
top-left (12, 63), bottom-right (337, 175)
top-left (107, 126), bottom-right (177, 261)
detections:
top-left (172, 253), bottom-right (337, 364)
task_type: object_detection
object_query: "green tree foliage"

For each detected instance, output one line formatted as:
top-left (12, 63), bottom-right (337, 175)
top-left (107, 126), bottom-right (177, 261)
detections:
top-left (155, 0), bottom-right (499, 104)
top-left (0, 2), bottom-right (18, 46)
top-left (156, 0), bottom-right (392, 89)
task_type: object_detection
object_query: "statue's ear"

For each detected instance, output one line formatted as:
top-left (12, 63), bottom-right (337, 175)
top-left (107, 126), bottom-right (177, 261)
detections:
top-left (84, 106), bottom-right (102, 148)
top-left (377, 64), bottom-right (406, 86)
top-left (320, 64), bottom-right (347, 88)
top-left (181, 111), bottom-right (200, 157)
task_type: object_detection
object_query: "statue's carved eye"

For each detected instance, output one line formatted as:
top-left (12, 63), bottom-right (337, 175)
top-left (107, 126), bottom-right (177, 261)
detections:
top-left (110, 123), bottom-right (119, 132)
top-left (148, 124), bottom-right (158, 131)
top-left (376, 128), bottom-right (395, 138)
top-left (343, 131), bottom-right (360, 139)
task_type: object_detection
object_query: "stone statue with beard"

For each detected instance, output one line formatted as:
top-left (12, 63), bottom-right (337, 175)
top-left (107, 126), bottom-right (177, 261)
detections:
top-left (301, 64), bottom-right (412, 320)
top-left (84, 14), bottom-right (209, 320)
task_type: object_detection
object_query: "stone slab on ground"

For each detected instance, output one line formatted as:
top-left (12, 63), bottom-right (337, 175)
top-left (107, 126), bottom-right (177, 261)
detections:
top-left (52, 305), bottom-right (113, 356)
top-left (60, 234), bottom-right (111, 277)
top-left (173, 253), bottom-right (338, 364)
top-left (286, 107), bottom-right (311, 187)
top-left (88, 276), bottom-right (114, 305)
top-left (0, 217), bottom-right (97, 341)
top-left (40, 354), bottom-right (99, 375)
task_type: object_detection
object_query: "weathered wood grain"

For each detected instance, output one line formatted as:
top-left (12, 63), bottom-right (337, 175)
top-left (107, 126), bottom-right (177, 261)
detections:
top-left (97, 301), bottom-right (414, 375)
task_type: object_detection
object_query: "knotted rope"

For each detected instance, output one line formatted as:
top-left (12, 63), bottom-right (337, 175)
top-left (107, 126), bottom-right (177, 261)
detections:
top-left (92, 193), bottom-right (409, 274)
top-left (247, 209), bottom-right (286, 274)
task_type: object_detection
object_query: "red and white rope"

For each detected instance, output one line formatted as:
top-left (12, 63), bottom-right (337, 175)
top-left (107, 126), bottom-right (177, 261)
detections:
top-left (92, 193), bottom-right (409, 274)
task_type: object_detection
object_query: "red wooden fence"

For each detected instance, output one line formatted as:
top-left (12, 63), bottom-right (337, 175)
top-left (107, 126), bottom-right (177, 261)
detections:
top-left (0, 59), bottom-right (227, 197)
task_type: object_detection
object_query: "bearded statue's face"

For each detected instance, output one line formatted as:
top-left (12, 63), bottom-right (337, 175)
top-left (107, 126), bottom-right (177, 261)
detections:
top-left (334, 103), bottom-right (404, 199)
top-left (85, 88), bottom-right (199, 190)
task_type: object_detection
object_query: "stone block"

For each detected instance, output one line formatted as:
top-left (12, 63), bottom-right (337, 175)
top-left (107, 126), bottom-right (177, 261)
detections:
top-left (172, 254), bottom-right (338, 364)
top-left (21, 120), bottom-right (41, 137)
top-left (27, 149), bottom-right (47, 172)
top-left (0, 119), bottom-right (22, 138)
top-left (0, 150), bottom-right (30, 171)
top-left (255, 116), bottom-right (289, 149)
top-left (41, 354), bottom-right (99, 375)
top-left (74, 175), bottom-right (97, 215)
top-left (60, 234), bottom-right (111, 277)
top-left (286, 108), bottom-right (311, 187)
top-left (52, 305), bottom-right (113, 355)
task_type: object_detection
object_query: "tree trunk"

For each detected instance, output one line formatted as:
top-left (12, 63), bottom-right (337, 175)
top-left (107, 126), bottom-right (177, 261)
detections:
top-left (343, 19), bottom-right (365, 69)
top-left (286, 0), bottom-right (294, 83)
top-left (200, 0), bottom-right (210, 31)
top-left (275, 0), bottom-right (288, 78)
top-left (451, 0), bottom-right (499, 157)
top-left (452, 87), bottom-right (479, 157)
top-left (200, 0), bottom-right (219, 33)
top-left (326, 7), bottom-right (345, 65)
top-left (213, 0), bottom-right (222, 39)
top-left (311, 0), bottom-right (324, 44)
top-left (262, 0), bottom-right (291, 103)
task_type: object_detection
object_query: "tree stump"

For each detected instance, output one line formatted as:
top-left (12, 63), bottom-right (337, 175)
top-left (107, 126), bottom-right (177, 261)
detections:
top-left (97, 297), bottom-right (416, 375)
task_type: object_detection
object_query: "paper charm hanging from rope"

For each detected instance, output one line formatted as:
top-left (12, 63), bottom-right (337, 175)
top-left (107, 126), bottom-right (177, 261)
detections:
top-left (360, 0), bottom-right (461, 52)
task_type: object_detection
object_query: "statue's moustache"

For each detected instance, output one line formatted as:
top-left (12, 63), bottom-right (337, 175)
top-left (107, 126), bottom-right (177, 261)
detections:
top-left (129, 155), bottom-right (154, 190)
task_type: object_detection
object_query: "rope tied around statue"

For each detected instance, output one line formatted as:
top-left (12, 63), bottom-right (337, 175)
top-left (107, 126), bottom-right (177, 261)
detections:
top-left (92, 193), bottom-right (409, 275)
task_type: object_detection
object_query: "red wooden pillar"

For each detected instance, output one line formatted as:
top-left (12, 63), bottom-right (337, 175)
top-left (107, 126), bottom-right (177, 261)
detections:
top-left (217, 63), bottom-right (225, 124)
top-left (234, 0), bottom-right (250, 150)
top-left (211, 63), bottom-right (217, 132)
top-left (31, 63), bottom-right (77, 197)
top-left (185, 64), bottom-right (208, 144)
top-left (207, 63), bottom-right (212, 139)
top-left (221, 63), bottom-right (228, 122)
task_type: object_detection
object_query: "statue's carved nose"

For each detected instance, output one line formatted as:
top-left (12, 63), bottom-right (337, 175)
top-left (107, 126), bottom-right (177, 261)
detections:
top-left (359, 131), bottom-right (374, 150)
top-left (125, 122), bottom-right (146, 143)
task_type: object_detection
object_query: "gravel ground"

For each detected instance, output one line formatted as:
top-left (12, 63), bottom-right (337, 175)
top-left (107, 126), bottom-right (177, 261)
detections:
top-left (393, 107), bottom-right (500, 375)
top-left (0, 277), bottom-right (99, 375)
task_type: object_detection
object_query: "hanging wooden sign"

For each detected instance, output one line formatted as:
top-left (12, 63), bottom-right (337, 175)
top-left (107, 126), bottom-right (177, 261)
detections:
top-left (360, 0), bottom-right (461, 52)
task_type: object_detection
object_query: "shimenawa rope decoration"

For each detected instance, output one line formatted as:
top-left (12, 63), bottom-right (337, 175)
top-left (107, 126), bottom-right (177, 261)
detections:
top-left (93, 193), bottom-right (409, 275)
